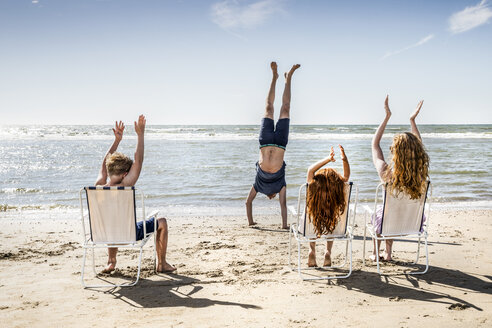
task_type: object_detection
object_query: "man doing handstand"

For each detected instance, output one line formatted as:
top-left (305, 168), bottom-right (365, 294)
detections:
top-left (95, 115), bottom-right (176, 273)
top-left (245, 62), bottom-right (300, 229)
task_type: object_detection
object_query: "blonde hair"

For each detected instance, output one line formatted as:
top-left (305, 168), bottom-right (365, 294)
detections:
top-left (306, 168), bottom-right (346, 236)
top-left (384, 132), bottom-right (429, 199)
top-left (106, 152), bottom-right (133, 176)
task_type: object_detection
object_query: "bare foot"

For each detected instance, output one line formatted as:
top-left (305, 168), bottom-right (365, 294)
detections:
top-left (323, 252), bottom-right (332, 267)
top-left (381, 251), bottom-right (392, 261)
top-left (308, 251), bottom-right (317, 267)
top-left (270, 61), bottom-right (279, 79)
top-left (369, 254), bottom-right (383, 262)
top-left (102, 259), bottom-right (116, 273)
top-left (281, 225), bottom-right (289, 230)
top-left (157, 262), bottom-right (176, 273)
top-left (284, 64), bottom-right (301, 80)
top-left (248, 222), bottom-right (257, 227)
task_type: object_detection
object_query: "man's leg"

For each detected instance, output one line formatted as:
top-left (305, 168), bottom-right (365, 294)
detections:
top-left (279, 64), bottom-right (300, 119)
top-left (265, 61), bottom-right (279, 119)
top-left (279, 186), bottom-right (288, 229)
top-left (246, 186), bottom-right (257, 226)
top-left (156, 218), bottom-right (176, 272)
top-left (102, 247), bottom-right (118, 273)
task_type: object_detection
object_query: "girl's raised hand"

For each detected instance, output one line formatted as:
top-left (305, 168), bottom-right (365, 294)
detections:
top-left (384, 95), bottom-right (391, 117)
top-left (410, 100), bottom-right (424, 121)
top-left (329, 146), bottom-right (336, 162)
top-left (339, 144), bottom-right (347, 161)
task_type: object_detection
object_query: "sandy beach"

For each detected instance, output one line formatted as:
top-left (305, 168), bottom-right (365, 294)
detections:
top-left (0, 208), bottom-right (491, 327)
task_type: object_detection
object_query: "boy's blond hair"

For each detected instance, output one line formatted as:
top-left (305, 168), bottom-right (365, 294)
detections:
top-left (106, 152), bottom-right (133, 176)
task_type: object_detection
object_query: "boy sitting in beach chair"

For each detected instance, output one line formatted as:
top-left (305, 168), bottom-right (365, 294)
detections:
top-left (95, 115), bottom-right (176, 273)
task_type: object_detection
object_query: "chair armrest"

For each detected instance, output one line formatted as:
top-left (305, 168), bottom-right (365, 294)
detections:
top-left (288, 205), bottom-right (297, 216)
top-left (362, 205), bottom-right (374, 214)
top-left (146, 210), bottom-right (159, 220)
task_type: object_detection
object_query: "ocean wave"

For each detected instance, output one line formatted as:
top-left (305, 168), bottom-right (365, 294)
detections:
top-left (0, 187), bottom-right (42, 194)
top-left (1, 125), bottom-right (490, 141)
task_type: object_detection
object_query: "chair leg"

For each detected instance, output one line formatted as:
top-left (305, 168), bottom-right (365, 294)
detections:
top-left (81, 248), bottom-right (88, 287)
top-left (91, 247), bottom-right (97, 275)
top-left (297, 241), bottom-right (303, 279)
top-left (130, 247), bottom-right (144, 287)
top-left (414, 237), bottom-right (421, 264)
top-left (362, 226), bottom-right (367, 266)
top-left (288, 226), bottom-right (292, 269)
top-left (375, 237), bottom-right (381, 275)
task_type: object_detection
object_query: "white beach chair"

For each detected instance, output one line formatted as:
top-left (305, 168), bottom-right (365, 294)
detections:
top-left (79, 186), bottom-right (157, 288)
top-left (362, 181), bottom-right (432, 275)
top-left (288, 182), bottom-right (358, 280)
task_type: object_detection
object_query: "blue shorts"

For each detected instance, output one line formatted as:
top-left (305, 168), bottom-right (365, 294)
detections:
top-left (136, 217), bottom-right (157, 240)
top-left (259, 117), bottom-right (290, 149)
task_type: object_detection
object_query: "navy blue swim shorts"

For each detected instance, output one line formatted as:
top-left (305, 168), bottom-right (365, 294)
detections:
top-left (136, 217), bottom-right (157, 240)
top-left (258, 117), bottom-right (290, 149)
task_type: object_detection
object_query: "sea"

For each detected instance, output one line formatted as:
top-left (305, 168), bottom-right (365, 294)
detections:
top-left (1, 124), bottom-right (491, 220)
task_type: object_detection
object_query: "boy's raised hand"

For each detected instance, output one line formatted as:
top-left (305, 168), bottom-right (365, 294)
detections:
top-left (134, 115), bottom-right (146, 136)
top-left (112, 121), bottom-right (124, 141)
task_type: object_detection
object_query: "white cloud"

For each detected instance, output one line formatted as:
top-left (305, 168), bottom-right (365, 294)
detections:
top-left (381, 34), bottom-right (434, 60)
top-left (449, 0), bottom-right (492, 33)
top-left (211, 0), bottom-right (285, 30)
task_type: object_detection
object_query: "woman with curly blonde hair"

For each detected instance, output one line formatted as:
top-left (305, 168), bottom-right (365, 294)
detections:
top-left (371, 95), bottom-right (430, 261)
top-left (304, 145), bottom-right (350, 267)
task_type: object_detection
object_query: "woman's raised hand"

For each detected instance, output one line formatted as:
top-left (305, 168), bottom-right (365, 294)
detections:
top-left (384, 95), bottom-right (391, 117)
top-left (329, 146), bottom-right (336, 162)
top-left (339, 144), bottom-right (347, 161)
top-left (410, 100), bottom-right (424, 121)
top-left (112, 121), bottom-right (125, 141)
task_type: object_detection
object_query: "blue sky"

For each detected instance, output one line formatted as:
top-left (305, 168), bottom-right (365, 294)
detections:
top-left (0, 0), bottom-right (491, 124)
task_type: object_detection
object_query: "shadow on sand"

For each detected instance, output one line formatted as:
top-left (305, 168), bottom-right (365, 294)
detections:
top-left (89, 273), bottom-right (262, 309)
top-left (335, 265), bottom-right (492, 311)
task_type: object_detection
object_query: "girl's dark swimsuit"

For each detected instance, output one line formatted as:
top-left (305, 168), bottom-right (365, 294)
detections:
top-left (253, 117), bottom-right (290, 195)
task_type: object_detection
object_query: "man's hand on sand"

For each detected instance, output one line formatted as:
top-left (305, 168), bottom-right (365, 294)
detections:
top-left (112, 121), bottom-right (124, 141)
top-left (134, 115), bottom-right (146, 136)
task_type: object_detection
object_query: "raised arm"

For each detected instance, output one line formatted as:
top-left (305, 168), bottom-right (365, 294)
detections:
top-left (372, 95), bottom-right (391, 180)
top-left (339, 145), bottom-right (350, 182)
top-left (121, 115), bottom-right (146, 186)
top-left (410, 100), bottom-right (423, 140)
top-left (95, 121), bottom-right (124, 185)
top-left (307, 147), bottom-right (335, 183)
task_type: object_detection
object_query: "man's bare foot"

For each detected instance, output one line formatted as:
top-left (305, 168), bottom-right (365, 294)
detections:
top-left (270, 61), bottom-right (279, 79)
top-left (248, 221), bottom-right (257, 227)
top-left (282, 225), bottom-right (289, 230)
top-left (323, 252), bottom-right (332, 267)
top-left (102, 260), bottom-right (116, 273)
top-left (308, 251), bottom-right (317, 267)
top-left (157, 262), bottom-right (176, 273)
top-left (284, 64), bottom-right (300, 80)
